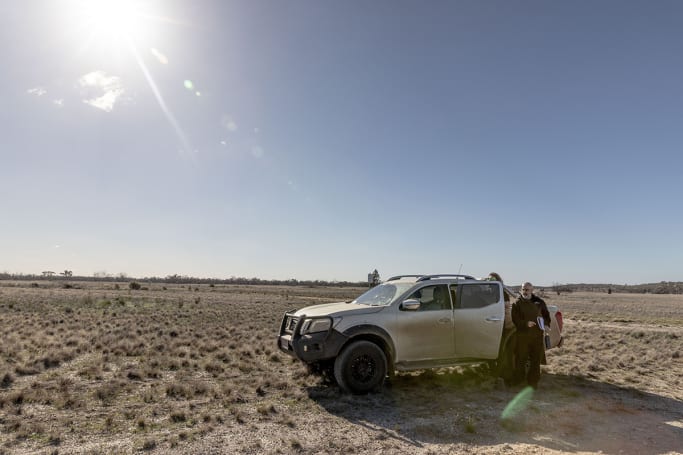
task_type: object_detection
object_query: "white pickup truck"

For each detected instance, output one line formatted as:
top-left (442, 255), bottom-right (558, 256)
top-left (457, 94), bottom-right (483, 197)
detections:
top-left (278, 274), bottom-right (563, 394)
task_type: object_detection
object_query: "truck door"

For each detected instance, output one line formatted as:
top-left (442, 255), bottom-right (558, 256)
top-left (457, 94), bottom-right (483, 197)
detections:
top-left (453, 283), bottom-right (504, 359)
top-left (393, 284), bottom-right (455, 362)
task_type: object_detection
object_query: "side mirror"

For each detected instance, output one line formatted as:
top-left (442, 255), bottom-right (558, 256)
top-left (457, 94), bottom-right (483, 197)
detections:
top-left (401, 299), bottom-right (420, 311)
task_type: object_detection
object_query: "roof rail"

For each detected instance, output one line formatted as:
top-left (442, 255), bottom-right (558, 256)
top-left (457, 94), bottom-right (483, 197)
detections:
top-left (386, 274), bottom-right (424, 281)
top-left (416, 274), bottom-right (475, 282)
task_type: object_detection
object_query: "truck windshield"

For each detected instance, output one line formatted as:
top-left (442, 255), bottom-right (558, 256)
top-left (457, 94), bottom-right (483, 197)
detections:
top-left (352, 283), bottom-right (414, 306)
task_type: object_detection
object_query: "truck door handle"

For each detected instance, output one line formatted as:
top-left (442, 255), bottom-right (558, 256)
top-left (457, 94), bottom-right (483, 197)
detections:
top-left (438, 318), bottom-right (451, 324)
top-left (486, 317), bottom-right (502, 322)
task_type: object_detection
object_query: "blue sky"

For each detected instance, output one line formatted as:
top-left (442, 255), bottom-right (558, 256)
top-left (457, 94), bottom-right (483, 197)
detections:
top-left (2, 0), bottom-right (682, 285)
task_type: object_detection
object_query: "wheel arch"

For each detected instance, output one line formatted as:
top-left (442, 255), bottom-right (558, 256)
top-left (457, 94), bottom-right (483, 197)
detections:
top-left (341, 325), bottom-right (395, 374)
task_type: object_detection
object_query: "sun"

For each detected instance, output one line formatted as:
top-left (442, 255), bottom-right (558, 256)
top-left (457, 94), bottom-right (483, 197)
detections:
top-left (84, 0), bottom-right (141, 37)
top-left (65, 0), bottom-right (153, 51)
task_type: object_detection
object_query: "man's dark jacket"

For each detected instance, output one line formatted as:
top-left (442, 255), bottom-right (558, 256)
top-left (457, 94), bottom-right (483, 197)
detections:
top-left (511, 294), bottom-right (551, 333)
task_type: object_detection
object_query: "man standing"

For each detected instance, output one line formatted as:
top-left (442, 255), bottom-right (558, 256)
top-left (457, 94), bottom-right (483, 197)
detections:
top-left (511, 282), bottom-right (551, 388)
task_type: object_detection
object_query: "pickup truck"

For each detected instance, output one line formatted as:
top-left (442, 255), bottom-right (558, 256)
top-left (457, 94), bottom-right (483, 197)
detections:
top-left (278, 274), bottom-right (563, 394)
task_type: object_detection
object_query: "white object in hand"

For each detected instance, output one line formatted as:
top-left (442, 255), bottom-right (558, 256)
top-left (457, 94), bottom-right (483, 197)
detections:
top-left (537, 316), bottom-right (545, 331)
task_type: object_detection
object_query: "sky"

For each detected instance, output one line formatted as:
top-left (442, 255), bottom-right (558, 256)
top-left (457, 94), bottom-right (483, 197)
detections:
top-left (2, 0), bottom-right (682, 286)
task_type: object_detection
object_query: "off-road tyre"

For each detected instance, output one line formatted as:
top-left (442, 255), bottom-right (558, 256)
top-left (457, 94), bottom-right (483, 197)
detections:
top-left (334, 340), bottom-right (387, 394)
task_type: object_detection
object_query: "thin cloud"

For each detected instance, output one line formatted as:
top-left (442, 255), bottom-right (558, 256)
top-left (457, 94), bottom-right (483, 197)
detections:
top-left (27, 87), bottom-right (47, 96)
top-left (53, 99), bottom-right (64, 107)
top-left (79, 71), bottom-right (125, 112)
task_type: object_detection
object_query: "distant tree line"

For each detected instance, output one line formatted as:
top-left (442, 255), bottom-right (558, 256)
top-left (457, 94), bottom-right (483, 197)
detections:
top-left (550, 281), bottom-right (683, 295)
top-left (0, 272), bottom-right (367, 288)
top-left (1, 272), bottom-right (682, 293)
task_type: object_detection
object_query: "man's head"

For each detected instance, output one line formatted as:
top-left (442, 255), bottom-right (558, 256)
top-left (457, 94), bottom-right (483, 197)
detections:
top-left (521, 282), bottom-right (533, 299)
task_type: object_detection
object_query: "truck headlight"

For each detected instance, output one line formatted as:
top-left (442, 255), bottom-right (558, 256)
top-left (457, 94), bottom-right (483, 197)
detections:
top-left (299, 317), bottom-right (333, 335)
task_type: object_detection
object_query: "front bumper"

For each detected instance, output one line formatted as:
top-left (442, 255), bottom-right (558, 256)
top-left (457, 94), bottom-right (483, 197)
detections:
top-left (277, 313), bottom-right (347, 363)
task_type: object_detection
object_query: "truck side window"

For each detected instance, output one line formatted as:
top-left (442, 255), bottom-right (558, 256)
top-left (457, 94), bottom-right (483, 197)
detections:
top-left (459, 284), bottom-right (500, 309)
top-left (408, 285), bottom-right (450, 311)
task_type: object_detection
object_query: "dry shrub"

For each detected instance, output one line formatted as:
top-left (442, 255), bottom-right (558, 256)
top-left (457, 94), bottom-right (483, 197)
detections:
top-left (95, 380), bottom-right (126, 404)
top-left (269, 353), bottom-right (282, 363)
top-left (78, 363), bottom-right (103, 380)
top-left (203, 360), bottom-right (224, 376)
top-left (1, 372), bottom-right (14, 388)
top-left (165, 382), bottom-right (191, 399)
top-left (141, 439), bottom-right (157, 451)
top-left (15, 364), bottom-right (42, 376)
top-left (290, 438), bottom-right (303, 450)
top-left (126, 370), bottom-right (144, 381)
top-left (170, 410), bottom-right (187, 423)
top-left (232, 409), bottom-right (246, 424)
top-left (257, 403), bottom-right (277, 416)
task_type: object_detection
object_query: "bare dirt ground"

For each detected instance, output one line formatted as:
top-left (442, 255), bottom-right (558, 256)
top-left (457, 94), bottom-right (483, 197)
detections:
top-left (1, 282), bottom-right (681, 454)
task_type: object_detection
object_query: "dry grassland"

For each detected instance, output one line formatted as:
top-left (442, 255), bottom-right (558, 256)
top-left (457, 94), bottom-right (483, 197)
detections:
top-left (1, 282), bottom-right (681, 454)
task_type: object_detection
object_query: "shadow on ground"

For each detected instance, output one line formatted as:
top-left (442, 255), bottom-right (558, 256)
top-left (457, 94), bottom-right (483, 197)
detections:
top-left (307, 368), bottom-right (683, 454)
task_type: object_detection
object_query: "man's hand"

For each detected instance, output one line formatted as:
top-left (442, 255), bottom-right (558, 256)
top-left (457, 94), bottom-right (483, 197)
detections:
top-left (527, 321), bottom-right (536, 328)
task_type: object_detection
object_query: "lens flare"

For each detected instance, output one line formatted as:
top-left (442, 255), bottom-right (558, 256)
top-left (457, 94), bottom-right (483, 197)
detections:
top-left (501, 386), bottom-right (535, 420)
